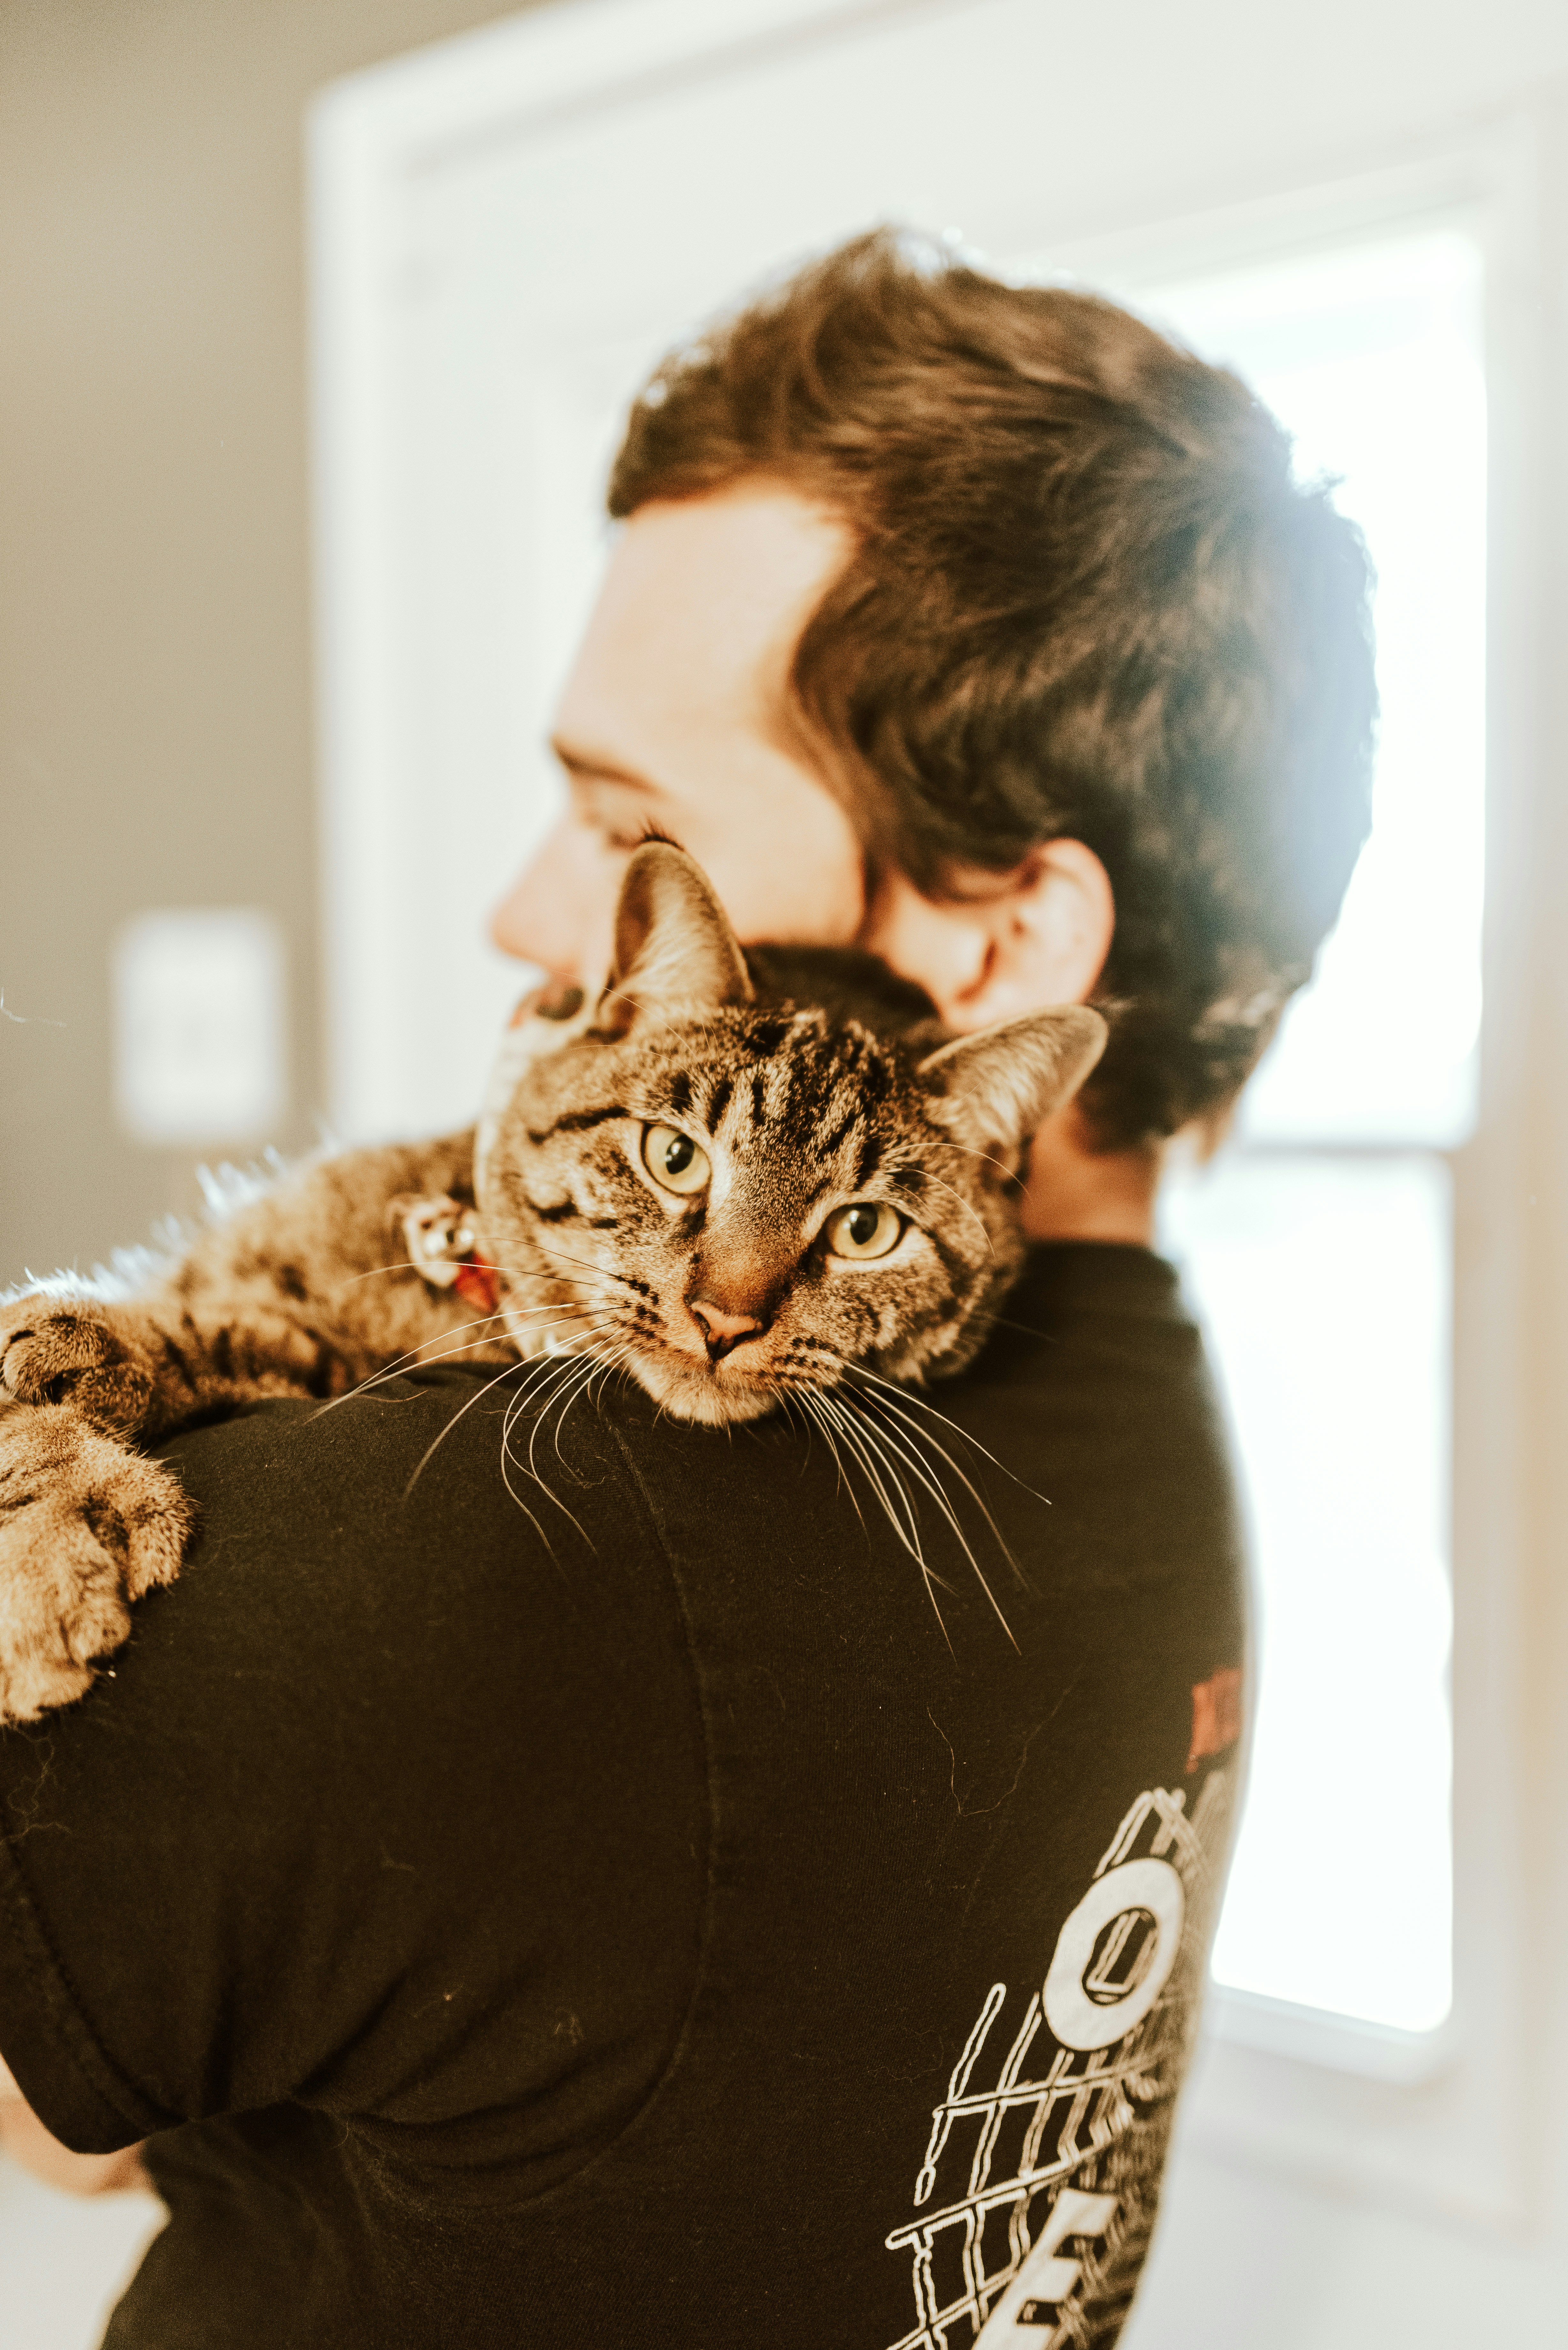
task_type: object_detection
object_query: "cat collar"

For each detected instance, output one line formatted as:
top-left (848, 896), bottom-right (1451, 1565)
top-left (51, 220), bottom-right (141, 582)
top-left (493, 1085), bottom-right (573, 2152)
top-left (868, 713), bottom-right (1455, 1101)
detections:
top-left (400, 1196), bottom-right (503, 1317)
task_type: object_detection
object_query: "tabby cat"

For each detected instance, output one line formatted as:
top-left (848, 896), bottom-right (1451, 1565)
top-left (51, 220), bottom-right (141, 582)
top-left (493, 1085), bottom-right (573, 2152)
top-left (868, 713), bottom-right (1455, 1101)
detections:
top-left (0, 844), bottom-right (1104, 1724)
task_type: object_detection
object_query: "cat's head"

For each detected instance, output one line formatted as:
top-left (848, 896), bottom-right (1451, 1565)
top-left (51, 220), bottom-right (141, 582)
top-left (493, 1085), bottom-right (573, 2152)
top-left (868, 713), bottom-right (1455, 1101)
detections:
top-left (477, 844), bottom-right (1105, 1427)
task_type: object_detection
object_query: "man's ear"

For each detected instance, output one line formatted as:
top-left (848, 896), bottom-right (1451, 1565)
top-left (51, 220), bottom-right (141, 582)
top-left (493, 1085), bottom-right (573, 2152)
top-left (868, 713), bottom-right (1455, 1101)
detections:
top-left (918, 1006), bottom-right (1108, 1154)
top-left (600, 841), bottom-right (754, 1031)
top-left (861, 838), bottom-right (1114, 1034)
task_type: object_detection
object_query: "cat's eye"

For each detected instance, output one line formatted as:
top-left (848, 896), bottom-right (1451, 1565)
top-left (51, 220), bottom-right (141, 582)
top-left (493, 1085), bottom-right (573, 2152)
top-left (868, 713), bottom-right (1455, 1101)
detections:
top-left (825, 1202), bottom-right (904, 1262)
top-left (641, 1122), bottom-right (711, 1197)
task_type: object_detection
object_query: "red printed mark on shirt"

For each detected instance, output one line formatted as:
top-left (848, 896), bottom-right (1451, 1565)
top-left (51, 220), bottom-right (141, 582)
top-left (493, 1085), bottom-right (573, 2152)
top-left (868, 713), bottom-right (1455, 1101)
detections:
top-left (1186, 1667), bottom-right (1243, 1772)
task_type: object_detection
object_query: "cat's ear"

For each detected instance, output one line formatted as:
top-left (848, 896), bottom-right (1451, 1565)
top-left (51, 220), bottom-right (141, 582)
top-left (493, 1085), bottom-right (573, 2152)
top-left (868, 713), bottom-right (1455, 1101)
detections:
top-left (601, 842), bottom-right (754, 1030)
top-left (917, 1006), bottom-right (1108, 1153)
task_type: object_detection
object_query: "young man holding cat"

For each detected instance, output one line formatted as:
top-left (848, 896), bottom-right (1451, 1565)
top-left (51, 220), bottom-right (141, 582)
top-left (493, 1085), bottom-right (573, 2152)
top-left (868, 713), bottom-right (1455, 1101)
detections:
top-left (0, 231), bottom-right (1374, 2346)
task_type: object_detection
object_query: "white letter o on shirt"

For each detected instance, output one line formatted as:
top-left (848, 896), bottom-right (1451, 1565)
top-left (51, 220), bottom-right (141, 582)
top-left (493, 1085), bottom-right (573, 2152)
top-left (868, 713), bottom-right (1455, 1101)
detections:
top-left (1043, 1857), bottom-right (1186, 2051)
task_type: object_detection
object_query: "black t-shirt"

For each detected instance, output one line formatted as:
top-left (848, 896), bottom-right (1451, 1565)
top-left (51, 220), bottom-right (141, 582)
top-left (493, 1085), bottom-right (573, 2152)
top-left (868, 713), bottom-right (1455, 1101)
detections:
top-left (0, 1242), bottom-right (1246, 2349)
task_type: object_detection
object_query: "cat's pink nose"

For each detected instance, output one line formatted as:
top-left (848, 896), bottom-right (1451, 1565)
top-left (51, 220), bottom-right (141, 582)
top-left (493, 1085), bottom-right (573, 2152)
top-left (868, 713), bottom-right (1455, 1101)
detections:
top-left (687, 1299), bottom-right (766, 1363)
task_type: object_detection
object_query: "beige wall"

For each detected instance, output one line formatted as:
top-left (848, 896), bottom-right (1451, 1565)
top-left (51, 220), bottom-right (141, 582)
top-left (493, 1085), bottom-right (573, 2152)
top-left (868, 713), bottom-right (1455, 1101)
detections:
top-left (0, 0), bottom-right (543, 1285)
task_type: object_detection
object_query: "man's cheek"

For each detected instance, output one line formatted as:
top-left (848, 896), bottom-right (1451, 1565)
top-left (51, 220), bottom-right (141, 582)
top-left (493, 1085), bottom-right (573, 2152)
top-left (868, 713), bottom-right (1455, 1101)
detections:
top-left (707, 811), bottom-right (864, 948)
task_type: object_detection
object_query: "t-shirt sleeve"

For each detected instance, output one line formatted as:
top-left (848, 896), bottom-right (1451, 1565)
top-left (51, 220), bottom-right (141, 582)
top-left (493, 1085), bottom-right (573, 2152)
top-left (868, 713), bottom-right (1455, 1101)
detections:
top-left (0, 1373), bottom-right (706, 2162)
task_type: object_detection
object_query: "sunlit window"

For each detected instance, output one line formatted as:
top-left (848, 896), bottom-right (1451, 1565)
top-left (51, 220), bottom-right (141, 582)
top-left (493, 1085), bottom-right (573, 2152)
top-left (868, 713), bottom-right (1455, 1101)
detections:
top-left (1138, 228), bottom-right (1485, 2038)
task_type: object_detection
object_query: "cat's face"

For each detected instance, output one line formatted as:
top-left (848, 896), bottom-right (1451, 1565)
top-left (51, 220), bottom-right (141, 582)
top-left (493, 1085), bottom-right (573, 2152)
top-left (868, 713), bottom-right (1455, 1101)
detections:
top-left (477, 845), bottom-right (1104, 1428)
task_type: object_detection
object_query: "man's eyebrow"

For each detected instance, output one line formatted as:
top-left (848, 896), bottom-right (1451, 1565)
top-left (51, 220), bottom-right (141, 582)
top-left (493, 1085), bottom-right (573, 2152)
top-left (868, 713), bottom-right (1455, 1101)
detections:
top-left (549, 737), bottom-right (659, 793)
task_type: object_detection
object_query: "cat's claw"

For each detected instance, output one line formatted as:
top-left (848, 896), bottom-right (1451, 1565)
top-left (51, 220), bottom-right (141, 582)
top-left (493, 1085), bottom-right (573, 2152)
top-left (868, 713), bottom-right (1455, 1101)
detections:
top-left (0, 1296), bottom-right (155, 1441)
top-left (0, 1405), bottom-right (194, 1724)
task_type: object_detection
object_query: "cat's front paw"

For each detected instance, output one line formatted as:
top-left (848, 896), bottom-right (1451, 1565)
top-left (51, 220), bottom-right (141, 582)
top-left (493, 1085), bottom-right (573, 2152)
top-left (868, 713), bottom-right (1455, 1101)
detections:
top-left (0, 1406), bottom-right (194, 1724)
top-left (0, 1295), bottom-right (156, 1440)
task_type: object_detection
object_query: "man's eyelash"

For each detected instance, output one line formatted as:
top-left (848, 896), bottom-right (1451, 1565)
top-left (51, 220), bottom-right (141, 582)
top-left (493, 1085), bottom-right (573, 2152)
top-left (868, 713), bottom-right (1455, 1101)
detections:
top-left (589, 816), bottom-right (685, 855)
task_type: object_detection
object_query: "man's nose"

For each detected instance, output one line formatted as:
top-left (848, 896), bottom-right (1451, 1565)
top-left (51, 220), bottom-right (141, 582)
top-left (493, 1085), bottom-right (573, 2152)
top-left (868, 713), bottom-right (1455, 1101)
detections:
top-left (488, 815), bottom-right (615, 981)
top-left (687, 1299), bottom-right (768, 1362)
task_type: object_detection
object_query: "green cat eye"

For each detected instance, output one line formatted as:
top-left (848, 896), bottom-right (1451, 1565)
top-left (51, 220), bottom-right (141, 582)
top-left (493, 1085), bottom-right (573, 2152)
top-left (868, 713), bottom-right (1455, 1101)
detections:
top-left (641, 1122), bottom-right (711, 1197)
top-left (825, 1202), bottom-right (903, 1262)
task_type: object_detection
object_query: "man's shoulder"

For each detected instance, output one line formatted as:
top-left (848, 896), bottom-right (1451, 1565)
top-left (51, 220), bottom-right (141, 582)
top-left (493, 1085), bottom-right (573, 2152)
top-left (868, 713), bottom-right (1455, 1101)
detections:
top-left (133, 1366), bottom-right (697, 1777)
top-left (0, 1365), bottom-right (710, 2164)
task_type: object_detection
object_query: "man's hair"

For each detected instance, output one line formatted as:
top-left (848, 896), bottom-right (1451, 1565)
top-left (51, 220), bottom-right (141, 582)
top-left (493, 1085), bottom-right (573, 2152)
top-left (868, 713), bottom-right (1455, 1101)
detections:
top-left (608, 229), bottom-right (1377, 1149)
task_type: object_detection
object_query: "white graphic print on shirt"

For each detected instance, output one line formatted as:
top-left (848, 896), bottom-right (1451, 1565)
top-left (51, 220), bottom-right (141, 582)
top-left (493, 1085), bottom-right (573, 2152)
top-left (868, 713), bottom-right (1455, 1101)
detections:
top-left (884, 1754), bottom-right (1235, 2350)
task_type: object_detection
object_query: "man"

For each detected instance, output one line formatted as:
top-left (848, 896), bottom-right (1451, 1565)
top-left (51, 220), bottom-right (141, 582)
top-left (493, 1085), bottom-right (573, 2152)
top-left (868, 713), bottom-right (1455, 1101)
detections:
top-left (0, 231), bottom-right (1373, 2345)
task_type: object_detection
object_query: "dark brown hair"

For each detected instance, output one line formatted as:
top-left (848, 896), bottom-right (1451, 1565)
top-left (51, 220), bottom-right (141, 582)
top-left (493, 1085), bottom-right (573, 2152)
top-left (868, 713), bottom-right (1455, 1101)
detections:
top-left (609, 229), bottom-right (1377, 1149)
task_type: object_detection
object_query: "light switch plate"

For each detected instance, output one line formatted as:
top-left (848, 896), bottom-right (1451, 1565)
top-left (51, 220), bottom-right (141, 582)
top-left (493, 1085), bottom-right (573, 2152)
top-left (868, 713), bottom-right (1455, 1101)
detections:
top-left (112, 908), bottom-right (288, 1146)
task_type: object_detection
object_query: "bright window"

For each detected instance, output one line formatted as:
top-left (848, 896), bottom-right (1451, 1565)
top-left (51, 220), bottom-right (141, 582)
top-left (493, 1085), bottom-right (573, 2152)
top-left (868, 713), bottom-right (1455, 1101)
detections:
top-left (1140, 228), bottom-right (1486, 2037)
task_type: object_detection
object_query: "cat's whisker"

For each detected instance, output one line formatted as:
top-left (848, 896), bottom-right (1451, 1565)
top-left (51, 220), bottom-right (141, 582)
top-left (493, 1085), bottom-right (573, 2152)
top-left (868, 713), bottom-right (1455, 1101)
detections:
top-left (399, 1353), bottom-right (532, 1501)
top-left (778, 1388), bottom-right (812, 1473)
top-left (506, 1348), bottom-right (584, 1419)
top-left (820, 1392), bottom-right (936, 1573)
top-left (336, 1255), bottom-right (559, 1289)
top-left (384, 1308), bottom-right (621, 1498)
top-left (799, 1382), bottom-right (846, 1494)
top-left (334, 1262), bottom-right (569, 1303)
top-left (524, 1241), bottom-right (654, 1299)
top-left (390, 1299), bottom-right (626, 1543)
top-left (392, 1306), bottom-right (617, 1510)
top-left (505, 1317), bottom-right (621, 1411)
top-left (812, 1389), bottom-right (957, 1652)
top-left (340, 1258), bottom-right (445, 1285)
top-left (523, 1267), bottom-right (638, 1310)
top-left (512, 1312), bottom-right (621, 1363)
top-left (929, 1135), bottom-right (1029, 1186)
top-left (310, 1297), bottom-right (540, 1400)
top-left (552, 1332), bottom-right (633, 1420)
top-left (792, 1389), bottom-right (867, 1535)
top-left (470, 1327), bottom-right (618, 1477)
top-left (515, 1337), bottom-right (630, 1511)
top-left (539, 1341), bottom-right (622, 1471)
top-left (851, 1363), bottom-right (1034, 1504)
top-left (554, 1339), bottom-right (640, 1462)
top-left (497, 1364), bottom-right (599, 1551)
top-left (837, 1356), bottom-right (1046, 1507)
top-left (520, 1344), bottom-right (615, 1486)
top-left (853, 1379), bottom-right (1035, 1558)
top-left (493, 1296), bottom-right (594, 1316)
top-left (474, 1264), bottom-right (627, 1301)
top-left (824, 1399), bottom-right (970, 1611)
top-left (787, 1341), bottom-right (1019, 1644)
top-left (318, 1308), bottom-right (602, 1416)
top-left (812, 1385), bottom-right (924, 1561)
top-left (859, 1392), bottom-right (1027, 1595)
top-left (499, 1372), bottom-right (540, 1475)
top-left (308, 1318), bottom-right (520, 1415)
top-left (907, 1166), bottom-right (997, 1256)
top-left (496, 1421), bottom-right (575, 1555)
top-left (842, 1389), bottom-right (1020, 1650)
top-left (581, 1353), bottom-right (620, 1417)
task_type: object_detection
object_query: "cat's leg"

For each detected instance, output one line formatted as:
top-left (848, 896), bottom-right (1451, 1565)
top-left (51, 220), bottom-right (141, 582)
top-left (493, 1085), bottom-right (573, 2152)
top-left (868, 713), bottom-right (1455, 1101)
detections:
top-left (0, 1404), bottom-right (193, 1723)
top-left (0, 1275), bottom-right (446, 1724)
top-left (0, 1292), bottom-right (361, 1442)
top-left (0, 1290), bottom-right (329, 1722)
top-left (0, 1130), bottom-right (503, 1722)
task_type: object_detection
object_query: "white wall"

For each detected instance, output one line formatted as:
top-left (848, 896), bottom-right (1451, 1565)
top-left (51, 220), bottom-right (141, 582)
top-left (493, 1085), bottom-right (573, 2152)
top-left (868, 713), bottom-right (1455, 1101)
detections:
top-left (0, 2152), bottom-right (162, 2350)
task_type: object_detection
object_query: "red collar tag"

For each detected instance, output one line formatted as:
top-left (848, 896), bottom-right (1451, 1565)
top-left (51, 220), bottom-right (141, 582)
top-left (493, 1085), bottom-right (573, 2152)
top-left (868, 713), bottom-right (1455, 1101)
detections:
top-left (453, 1257), bottom-right (502, 1315)
top-left (399, 1196), bottom-right (503, 1320)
